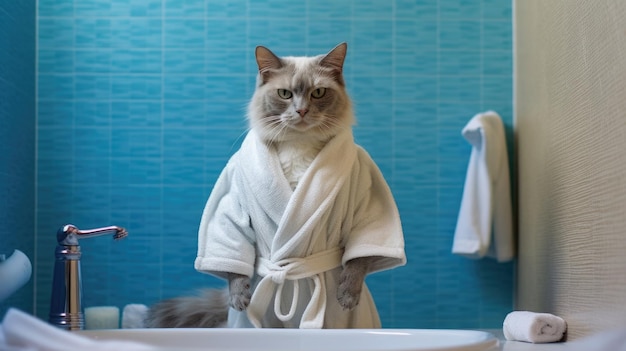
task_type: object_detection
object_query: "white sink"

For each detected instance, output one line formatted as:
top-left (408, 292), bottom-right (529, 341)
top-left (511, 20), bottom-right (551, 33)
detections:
top-left (78, 328), bottom-right (499, 351)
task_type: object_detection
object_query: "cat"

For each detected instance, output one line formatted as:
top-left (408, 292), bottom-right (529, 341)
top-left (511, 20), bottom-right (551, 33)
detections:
top-left (145, 43), bottom-right (381, 328)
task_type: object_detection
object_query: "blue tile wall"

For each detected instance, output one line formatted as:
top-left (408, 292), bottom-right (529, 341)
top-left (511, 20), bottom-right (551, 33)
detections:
top-left (0, 0), bottom-right (36, 317)
top-left (35, 0), bottom-right (514, 328)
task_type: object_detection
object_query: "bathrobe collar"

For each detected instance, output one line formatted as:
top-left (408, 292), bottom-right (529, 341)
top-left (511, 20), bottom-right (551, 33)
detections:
top-left (239, 129), bottom-right (358, 261)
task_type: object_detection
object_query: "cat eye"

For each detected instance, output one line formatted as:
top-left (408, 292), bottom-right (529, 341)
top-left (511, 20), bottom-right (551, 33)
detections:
top-left (311, 88), bottom-right (326, 98)
top-left (277, 89), bottom-right (292, 99)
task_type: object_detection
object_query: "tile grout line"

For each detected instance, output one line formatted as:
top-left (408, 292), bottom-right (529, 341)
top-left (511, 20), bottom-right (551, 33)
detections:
top-left (159, 0), bottom-right (166, 301)
top-left (33, 0), bottom-right (39, 316)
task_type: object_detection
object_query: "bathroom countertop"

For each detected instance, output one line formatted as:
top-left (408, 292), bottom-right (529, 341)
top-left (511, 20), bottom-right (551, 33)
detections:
top-left (486, 330), bottom-right (569, 351)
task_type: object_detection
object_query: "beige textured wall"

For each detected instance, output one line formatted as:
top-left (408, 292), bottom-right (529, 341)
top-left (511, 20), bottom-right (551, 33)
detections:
top-left (515, 0), bottom-right (626, 340)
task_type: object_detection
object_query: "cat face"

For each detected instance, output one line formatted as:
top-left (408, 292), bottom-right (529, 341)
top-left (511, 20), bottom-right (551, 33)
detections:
top-left (248, 43), bottom-right (354, 144)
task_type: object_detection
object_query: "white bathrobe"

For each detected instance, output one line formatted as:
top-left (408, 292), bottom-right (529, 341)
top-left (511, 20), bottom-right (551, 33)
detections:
top-left (194, 128), bottom-right (406, 329)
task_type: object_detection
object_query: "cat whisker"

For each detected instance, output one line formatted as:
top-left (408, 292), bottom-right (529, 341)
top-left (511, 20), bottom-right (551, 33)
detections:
top-left (318, 115), bottom-right (342, 135)
top-left (273, 125), bottom-right (290, 143)
top-left (263, 117), bottom-right (289, 144)
top-left (229, 127), bottom-right (252, 153)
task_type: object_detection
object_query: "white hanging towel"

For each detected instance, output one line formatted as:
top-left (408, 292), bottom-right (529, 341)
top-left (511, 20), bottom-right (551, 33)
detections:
top-left (194, 128), bottom-right (406, 329)
top-left (452, 111), bottom-right (514, 262)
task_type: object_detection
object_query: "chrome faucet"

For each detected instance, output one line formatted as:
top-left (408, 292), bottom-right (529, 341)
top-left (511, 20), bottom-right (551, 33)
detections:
top-left (49, 224), bottom-right (128, 330)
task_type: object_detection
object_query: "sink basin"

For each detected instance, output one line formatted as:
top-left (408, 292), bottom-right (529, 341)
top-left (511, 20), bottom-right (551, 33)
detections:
top-left (78, 328), bottom-right (499, 351)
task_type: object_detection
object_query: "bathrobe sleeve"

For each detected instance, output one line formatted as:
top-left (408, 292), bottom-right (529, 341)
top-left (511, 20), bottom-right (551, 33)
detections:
top-left (342, 149), bottom-right (407, 273)
top-left (195, 154), bottom-right (257, 279)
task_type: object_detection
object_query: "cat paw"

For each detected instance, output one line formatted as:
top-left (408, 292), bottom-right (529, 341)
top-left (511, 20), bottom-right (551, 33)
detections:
top-left (337, 273), bottom-right (363, 311)
top-left (337, 289), bottom-right (360, 311)
top-left (229, 291), bottom-right (251, 311)
top-left (228, 274), bottom-right (252, 311)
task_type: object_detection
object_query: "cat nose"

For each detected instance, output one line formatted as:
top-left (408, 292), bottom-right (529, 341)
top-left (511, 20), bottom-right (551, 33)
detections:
top-left (296, 108), bottom-right (308, 117)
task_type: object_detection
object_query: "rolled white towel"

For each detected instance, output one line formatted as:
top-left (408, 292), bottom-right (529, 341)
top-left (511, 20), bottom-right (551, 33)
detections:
top-left (503, 311), bottom-right (567, 343)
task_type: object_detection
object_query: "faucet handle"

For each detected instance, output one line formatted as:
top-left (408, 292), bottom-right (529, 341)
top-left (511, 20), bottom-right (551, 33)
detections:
top-left (56, 224), bottom-right (128, 246)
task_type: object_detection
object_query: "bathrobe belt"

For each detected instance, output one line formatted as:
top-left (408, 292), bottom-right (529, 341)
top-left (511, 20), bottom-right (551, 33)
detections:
top-left (247, 247), bottom-right (344, 328)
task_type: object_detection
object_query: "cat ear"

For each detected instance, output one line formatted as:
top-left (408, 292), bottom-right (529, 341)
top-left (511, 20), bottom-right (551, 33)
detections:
top-left (255, 46), bottom-right (282, 84)
top-left (320, 43), bottom-right (347, 84)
